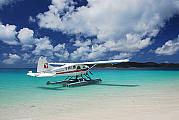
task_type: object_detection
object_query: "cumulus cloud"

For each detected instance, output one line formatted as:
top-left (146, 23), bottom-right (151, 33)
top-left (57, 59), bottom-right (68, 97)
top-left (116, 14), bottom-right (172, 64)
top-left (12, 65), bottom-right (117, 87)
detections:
top-left (37, 0), bottom-right (74, 30)
top-left (54, 43), bottom-right (69, 60)
top-left (0, 0), bottom-right (22, 8)
top-left (71, 34), bottom-right (150, 60)
top-left (74, 39), bottom-right (91, 47)
top-left (0, 23), bottom-right (36, 47)
top-left (53, 43), bottom-right (65, 51)
top-left (29, 16), bottom-right (36, 22)
top-left (70, 38), bottom-right (107, 60)
top-left (103, 34), bottom-right (151, 52)
top-left (155, 35), bottom-right (179, 55)
top-left (0, 21), bottom-right (69, 62)
top-left (71, 43), bottom-right (107, 60)
top-left (0, 24), bottom-right (18, 45)
top-left (22, 53), bottom-right (31, 61)
top-left (70, 46), bottom-right (90, 60)
top-left (87, 44), bottom-right (107, 60)
top-left (21, 53), bottom-right (38, 64)
top-left (18, 28), bottom-right (34, 46)
top-left (31, 37), bottom-right (69, 61)
top-left (55, 51), bottom-right (69, 60)
top-left (0, 0), bottom-right (12, 7)
top-left (110, 53), bottom-right (132, 60)
top-left (2, 53), bottom-right (8, 57)
top-left (2, 54), bottom-right (21, 64)
top-left (33, 37), bottom-right (53, 56)
top-left (37, 0), bottom-right (179, 60)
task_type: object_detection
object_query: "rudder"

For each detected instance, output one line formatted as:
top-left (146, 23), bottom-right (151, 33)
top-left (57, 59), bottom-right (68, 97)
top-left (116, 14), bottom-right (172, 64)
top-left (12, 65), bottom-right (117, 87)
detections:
top-left (37, 56), bottom-right (53, 73)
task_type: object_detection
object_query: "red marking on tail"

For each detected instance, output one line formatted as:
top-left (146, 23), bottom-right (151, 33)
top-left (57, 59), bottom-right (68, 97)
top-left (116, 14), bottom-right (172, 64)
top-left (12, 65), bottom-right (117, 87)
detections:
top-left (44, 63), bottom-right (48, 68)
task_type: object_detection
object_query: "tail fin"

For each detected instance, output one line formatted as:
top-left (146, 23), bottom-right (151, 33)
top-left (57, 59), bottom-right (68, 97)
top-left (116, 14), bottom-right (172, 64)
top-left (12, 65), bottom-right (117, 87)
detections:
top-left (37, 56), bottom-right (53, 73)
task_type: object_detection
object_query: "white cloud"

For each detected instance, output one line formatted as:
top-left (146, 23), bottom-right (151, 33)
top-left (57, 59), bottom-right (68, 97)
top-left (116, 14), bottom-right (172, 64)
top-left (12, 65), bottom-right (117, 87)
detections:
top-left (55, 51), bottom-right (69, 60)
top-left (22, 53), bottom-right (31, 61)
top-left (17, 28), bottom-right (35, 50)
top-left (37, 0), bottom-right (70, 30)
top-left (2, 54), bottom-right (21, 64)
top-left (87, 44), bottom-right (107, 60)
top-left (18, 28), bottom-right (34, 45)
top-left (37, 0), bottom-right (179, 37)
top-left (70, 46), bottom-right (90, 60)
top-left (71, 38), bottom-right (107, 60)
top-left (71, 44), bottom-right (107, 60)
top-left (29, 16), bottom-right (36, 22)
top-left (0, 0), bottom-right (12, 7)
top-left (33, 37), bottom-right (53, 57)
top-left (103, 34), bottom-right (151, 52)
top-left (0, 23), bottom-right (35, 47)
top-left (155, 35), bottom-right (179, 55)
top-left (37, 0), bottom-right (179, 60)
top-left (54, 43), bottom-right (69, 60)
top-left (69, 34), bottom-right (151, 61)
top-left (22, 53), bottom-right (37, 64)
top-left (54, 43), bottom-right (65, 51)
top-left (0, 22), bottom-right (68, 61)
top-left (70, 34), bottom-right (151, 60)
top-left (32, 37), bottom-right (69, 61)
top-left (2, 53), bottom-right (8, 57)
top-left (0, 24), bottom-right (18, 45)
top-left (0, 0), bottom-right (22, 8)
top-left (74, 39), bottom-right (91, 47)
top-left (110, 53), bottom-right (132, 60)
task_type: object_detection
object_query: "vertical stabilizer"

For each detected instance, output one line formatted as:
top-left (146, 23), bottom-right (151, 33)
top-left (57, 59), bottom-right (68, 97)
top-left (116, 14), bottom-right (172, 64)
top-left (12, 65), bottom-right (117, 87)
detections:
top-left (37, 56), bottom-right (53, 73)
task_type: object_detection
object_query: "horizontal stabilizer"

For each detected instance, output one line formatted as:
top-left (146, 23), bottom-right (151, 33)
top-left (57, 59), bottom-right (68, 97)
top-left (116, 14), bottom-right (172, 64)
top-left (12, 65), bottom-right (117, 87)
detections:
top-left (27, 71), bottom-right (55, 77)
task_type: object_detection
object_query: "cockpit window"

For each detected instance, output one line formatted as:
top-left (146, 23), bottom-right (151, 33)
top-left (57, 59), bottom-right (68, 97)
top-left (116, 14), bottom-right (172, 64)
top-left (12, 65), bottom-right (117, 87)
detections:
top-left (77, 66), bottom-right (81, 70)
top-left (73, 65), bottom-right (76, 69)
top-left (68, 66), bottom-right (73, 70)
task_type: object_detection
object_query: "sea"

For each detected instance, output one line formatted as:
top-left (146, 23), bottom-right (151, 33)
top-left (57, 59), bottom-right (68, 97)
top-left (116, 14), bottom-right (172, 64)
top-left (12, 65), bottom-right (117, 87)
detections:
top-left (0, 68), bottom-right (179, 120)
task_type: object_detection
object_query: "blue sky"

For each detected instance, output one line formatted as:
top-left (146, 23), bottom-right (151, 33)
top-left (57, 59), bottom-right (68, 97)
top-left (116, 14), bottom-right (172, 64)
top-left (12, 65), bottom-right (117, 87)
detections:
top-left (0, 0), bottom-right (179, 68)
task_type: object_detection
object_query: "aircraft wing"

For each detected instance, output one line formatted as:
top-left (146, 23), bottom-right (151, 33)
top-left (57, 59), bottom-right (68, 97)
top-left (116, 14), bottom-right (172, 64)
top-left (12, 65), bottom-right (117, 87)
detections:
top-left (77, 59), bottom-right (129, 65)
top-left (49, 59), bottom-right (129, 65)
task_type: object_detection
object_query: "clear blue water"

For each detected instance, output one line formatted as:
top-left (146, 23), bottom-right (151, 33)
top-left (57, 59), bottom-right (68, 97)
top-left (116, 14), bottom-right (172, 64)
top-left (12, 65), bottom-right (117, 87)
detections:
top-left (0, 68), bottom-right (179, 106)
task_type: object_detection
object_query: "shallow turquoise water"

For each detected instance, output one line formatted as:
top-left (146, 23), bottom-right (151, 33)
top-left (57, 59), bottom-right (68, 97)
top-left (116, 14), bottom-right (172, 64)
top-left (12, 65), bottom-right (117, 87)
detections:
top-left (0, 68), bottom-right (179, 106)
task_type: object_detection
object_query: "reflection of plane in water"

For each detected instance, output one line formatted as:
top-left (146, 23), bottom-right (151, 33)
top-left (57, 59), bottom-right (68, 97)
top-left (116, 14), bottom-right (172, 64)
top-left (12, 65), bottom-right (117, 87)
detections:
top-left (27, 56), bottom-right (129, 87)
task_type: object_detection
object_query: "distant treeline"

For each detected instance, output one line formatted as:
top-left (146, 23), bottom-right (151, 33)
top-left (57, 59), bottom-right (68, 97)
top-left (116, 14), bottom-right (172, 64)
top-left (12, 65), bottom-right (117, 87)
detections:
top-left (93, 62), bottom-right (179, 68)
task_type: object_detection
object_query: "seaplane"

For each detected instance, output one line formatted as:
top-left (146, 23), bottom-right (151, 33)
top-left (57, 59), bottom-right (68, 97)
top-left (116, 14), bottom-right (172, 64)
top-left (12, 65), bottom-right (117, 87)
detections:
top-left (27, 56), bottom-right (129, 87)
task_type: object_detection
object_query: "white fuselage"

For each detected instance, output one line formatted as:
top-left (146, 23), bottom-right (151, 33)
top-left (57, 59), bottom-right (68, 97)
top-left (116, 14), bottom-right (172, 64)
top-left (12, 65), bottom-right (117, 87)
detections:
top-left (27, 64), bottom-right (89, 77)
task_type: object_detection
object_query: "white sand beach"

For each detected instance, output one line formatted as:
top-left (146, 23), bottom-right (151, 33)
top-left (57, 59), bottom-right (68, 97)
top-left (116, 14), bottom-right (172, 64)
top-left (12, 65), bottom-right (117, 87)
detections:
top-left (1, 83), bottom-right (179, 120)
